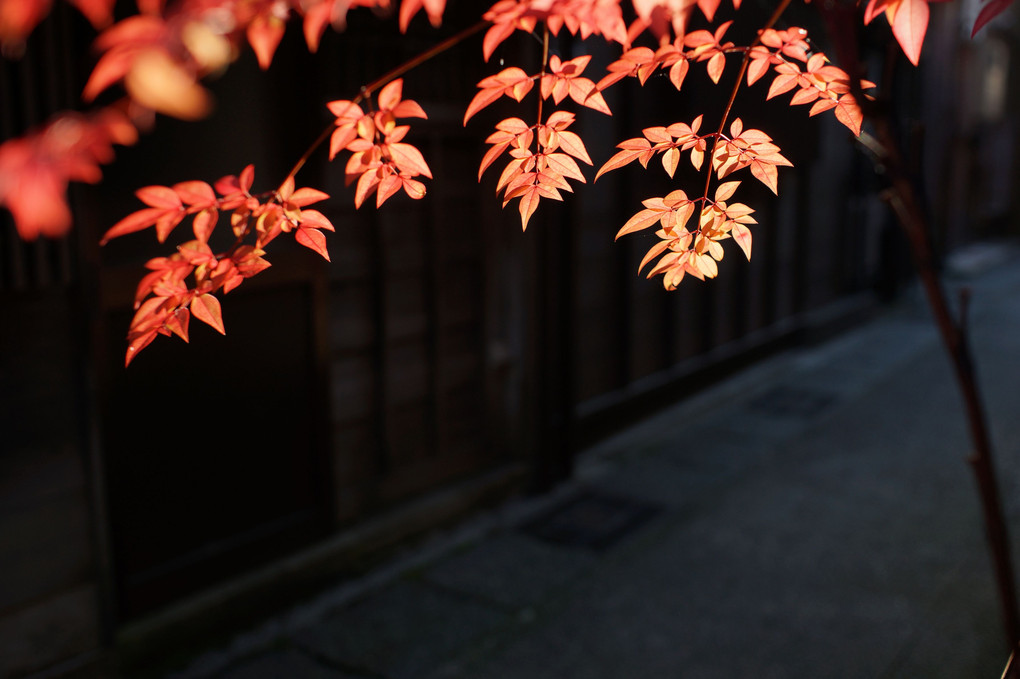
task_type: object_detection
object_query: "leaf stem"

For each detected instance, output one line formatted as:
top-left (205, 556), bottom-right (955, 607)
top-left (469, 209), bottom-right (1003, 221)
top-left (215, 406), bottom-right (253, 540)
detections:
top-left (702, 0), bottom-right (794, 199)
top-left (537, 25), bottom-right (550, 124)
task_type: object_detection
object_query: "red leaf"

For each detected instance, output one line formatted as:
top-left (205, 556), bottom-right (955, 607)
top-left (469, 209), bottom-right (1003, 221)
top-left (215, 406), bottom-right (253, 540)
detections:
top-left (137, 185), bottom-right (182, 209)
top-left (401, 176), bottom-right (427, 200)
top-left (973, 0), bottom-right (1013, 36)
top-left (247, 14), bottom-right (286, 70)
top-left (890, 0), bottom-right (929, 66)
top-left (378, 79), bottom-right (404, 111)
top-left (192, 207), bottom-right (218, 242)
top-left (731, 223), bottom-right (752, 260)
top-left (706, 52), bottom-right (726, 84)
top-left (66, 0), bottom-right (114, 29)
top-left (295, 226), bottom-right (330, 261)
top-left (616, 208), bottom-right (663, 239)
top-left (399, 0), bottom-right (446, 31)
top-left (289, 187), bottom-right (330, 206)
top-left (190, 293), bottom-right (225, 334)
top-left (388, 142), bottom-right (432, 178)
top-left (173, 180), bottom-right (216, 205)
top-left (482, 21), bottom-right (516, 62)
top-left (556, 131), bottom-right (592, 165)
top-left (298, 208), bottom-right (335, 231)
top-left (669, 59), bottom-right (689, 90)
top-left (832, 94), bottom-right (864, 136)
top-left (165, 307), bottom-right (190, 342)
top-left (544, 153), bottom-right (585, 183)
top-left (517, 185), bottom-right (542, 230)
top-left (125, 329), bottom-right (158, 367)
top-left (479, 141), bottom-right (511, 180)
top-left (100, 207), bottom-right (164, 244)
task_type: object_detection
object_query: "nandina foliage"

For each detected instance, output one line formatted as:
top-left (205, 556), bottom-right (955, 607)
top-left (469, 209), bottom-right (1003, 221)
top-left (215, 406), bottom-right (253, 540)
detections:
top-left (0, 0), bottom-right (1009, 364)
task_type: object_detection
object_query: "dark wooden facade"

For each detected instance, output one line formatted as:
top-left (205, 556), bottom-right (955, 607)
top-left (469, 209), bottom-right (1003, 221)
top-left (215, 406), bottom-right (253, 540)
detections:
top-left (1, 3), bottom-right (1014, 677)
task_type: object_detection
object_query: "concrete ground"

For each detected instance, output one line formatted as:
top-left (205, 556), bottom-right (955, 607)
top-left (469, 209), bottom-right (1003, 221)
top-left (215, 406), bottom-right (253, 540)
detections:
top-left (166, 242), bottom-right (1020, 679)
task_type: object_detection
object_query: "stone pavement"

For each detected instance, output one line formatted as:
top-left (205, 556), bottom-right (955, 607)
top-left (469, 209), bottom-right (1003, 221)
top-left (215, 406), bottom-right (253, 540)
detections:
top-left (167, 242), bottom-right (1020, 679)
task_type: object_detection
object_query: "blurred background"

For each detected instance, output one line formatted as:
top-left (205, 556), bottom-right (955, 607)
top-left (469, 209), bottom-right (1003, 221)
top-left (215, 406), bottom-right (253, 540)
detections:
top-left (2, 0), bottom-right (1019, 676)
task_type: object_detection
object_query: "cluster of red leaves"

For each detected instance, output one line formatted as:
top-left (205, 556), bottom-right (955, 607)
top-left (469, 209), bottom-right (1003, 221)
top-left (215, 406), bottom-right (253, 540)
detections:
top-left (615, 180), bottom-right (756, 289)
top-left (481, 0), bottom-right (628, 61)
top-left (596, 116), bottom-right (767, 287)
top-left (107, 75), bottom-right (428, 366)
top-left (0, 0), bottom-right (113, 51)
top-left (765, 52), bottom-right (875, 137)
top-left (631, 0), bottom-right (739, 41)
top-left (594, 25), bottom-right (880, 290)
top-left (0, 107), bottom-right (137, 240)
top-left (479, 0), bottom-right (745, 63)
top-left (80, 0), bottom-right (446, 122)
top-left (9, 0), bottom-right (1009, 366)
top-left (596, 115), bottom-right (709, 181)
top-left (465, 53), bottom-right (610, 124)
top-left (480, 112), bottom-right (592, 229)
top-left (105, 164), bottom-right (334, 365)
top-left (327, 79), bottom-right (431, 208)
top-left (636, 178), bottom-right (758, 287)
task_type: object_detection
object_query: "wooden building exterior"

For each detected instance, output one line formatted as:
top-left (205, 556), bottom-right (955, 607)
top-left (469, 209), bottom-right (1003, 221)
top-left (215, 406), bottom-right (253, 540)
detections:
top-left (1, 3), bottom-right (1014, 676)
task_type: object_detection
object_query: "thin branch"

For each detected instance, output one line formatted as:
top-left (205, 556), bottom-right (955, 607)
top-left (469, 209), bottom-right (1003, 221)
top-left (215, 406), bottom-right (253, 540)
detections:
top-left (280, 19), bottom-right (489, 189)
top-left (702, 0), bottom-right (795, 199)
top-left (537, 24), bottom-right (550, 124)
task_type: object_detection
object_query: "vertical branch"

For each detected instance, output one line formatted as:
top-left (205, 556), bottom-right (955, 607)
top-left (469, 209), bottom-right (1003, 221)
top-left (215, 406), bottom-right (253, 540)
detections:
top-left (819, 8), bottom-right (1020, 670)
top-left (537, 25), bottom-right (550, 124)
top-left (703, 0), bottom-right (795, 199)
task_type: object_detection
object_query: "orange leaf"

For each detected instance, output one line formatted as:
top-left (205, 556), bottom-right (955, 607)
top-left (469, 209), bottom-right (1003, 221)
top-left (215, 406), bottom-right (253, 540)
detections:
top-left (298, 208), bottom-right (335, 231)
top-left (482, 20), bottom-right (516, 62)
top-left (174, 180), bottom-right (216, 205)
top-left (832, 94), bottom-right (863, 136)
top-left (661, 147), bottom-right (680, 178)
top-left (100, 207), bottom-right (164, 244)
top-left (479, 141), bottom-right (511, 180)
top-left (125, 329), bottom-right (158, 367)
top-left (638, 240), bottom-right (671, 274)
top-left (377, 79), bottom-right (404, 111)
top-left (731, 223), bottom-right (752, 260)
top-left (289, 187), bottom-right (330, 206)
top-left (890, 0), bottom-right (929, 66)
top-left (465, 88), bottom-right (508, 125)
top-left (192, 207), bottom-right (218, 242)
top-left (376, 174), bottom-right (402, 207)
top-left (669, 58), bottom-right (689, 90)
top-left (706, 52), bottom-right (726, 84)
top-left (714, 180), bottom-right (740, 202)
top-left (544, 153), bottom-right (586, 183)
top-left (137, 185), bottom-right (182, 209)
top-left (295, 226), bottom-right (330, 260)
top-left (247, 14), bottom-right (285, 70)
top-left (190, 293), bottom-right (225, 334)
top-left (517, 185), bottom-right (542, 230)
top-left (556, 131), bottom-right (592, 165)
top-left (617, 208), bottom-right (663, 239)
top-left (401, 176), bottom-right (427, 199)
top-left (388, 142), bottom-right (432, 178)
top-left (165, 307), bottom-right (190, 342)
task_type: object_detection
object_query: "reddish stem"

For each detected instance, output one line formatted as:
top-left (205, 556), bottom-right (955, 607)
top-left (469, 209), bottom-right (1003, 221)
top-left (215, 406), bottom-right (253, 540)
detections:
top-left (279, 19), bottom-right (489, 190)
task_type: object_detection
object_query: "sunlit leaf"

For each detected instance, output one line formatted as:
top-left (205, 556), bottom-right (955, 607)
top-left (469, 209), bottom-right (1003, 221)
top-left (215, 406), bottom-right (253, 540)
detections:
top-left (190, 293), bottom-right (225, 334)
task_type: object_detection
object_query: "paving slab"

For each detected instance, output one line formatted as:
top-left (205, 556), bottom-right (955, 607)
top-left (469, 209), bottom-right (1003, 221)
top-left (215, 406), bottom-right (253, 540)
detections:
top-left (214, 647), bottom-right (363, 679)
top-left (294, 581), bottom-right (510, 679)
top-left (177, 244), bottom-right (1020, 679)
top-left (422, 533), bottom-right (596, 610)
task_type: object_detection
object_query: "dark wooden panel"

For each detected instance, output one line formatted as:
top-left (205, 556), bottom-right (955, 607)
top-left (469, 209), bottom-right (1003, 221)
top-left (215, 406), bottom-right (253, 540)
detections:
top-left (100, 275), bottom-right (331, 620)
